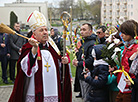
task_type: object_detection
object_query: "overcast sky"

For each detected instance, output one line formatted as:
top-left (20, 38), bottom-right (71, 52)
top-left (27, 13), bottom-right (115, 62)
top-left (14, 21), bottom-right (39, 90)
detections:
top-left (0, 0), bottom-right (92, 6)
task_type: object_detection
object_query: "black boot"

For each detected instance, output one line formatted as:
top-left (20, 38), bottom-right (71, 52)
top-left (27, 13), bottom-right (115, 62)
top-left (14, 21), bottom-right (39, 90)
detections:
top-left (3, 80), bottom-right (9, 84)
top-left (76, 92), bottom-right (82, 98)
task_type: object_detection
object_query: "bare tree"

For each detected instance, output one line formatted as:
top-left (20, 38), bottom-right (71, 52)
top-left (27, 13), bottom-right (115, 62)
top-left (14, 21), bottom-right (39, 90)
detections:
top-left (90, 0), bottom-right (101, 24)
top-left (48, 0), bottom-right (101, 23)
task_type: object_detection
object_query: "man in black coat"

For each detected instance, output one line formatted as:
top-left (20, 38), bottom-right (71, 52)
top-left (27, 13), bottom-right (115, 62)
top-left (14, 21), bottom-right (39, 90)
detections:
top-left (72, 23), bottom-right (96, 100)
top-left (9, 22), bottom-right (26, 83)
top-left (96, 25), bottom-right (107, 44)
top-left (0, 33), bottom-right (10, 84)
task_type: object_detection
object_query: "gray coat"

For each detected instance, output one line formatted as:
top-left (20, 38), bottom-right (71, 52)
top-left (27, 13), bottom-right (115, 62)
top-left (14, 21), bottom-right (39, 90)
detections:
top-left (10, 30), bottom-right (26, 60)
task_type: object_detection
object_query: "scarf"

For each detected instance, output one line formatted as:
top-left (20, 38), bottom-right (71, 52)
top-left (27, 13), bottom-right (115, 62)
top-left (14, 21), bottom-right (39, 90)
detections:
top-left (124, 39), bottom-right (137, 48)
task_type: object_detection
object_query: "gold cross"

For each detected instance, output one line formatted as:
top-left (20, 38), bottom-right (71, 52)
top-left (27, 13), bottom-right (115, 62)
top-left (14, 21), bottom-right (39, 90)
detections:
top-left (36, 13), bottom-right (43, 22)
top-left (44, 62), bottom-right (51, 72)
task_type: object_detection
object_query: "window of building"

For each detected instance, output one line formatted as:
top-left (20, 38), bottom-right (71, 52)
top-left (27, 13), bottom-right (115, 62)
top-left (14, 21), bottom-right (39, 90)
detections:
top-left (117, 5), bottom-right (119, 9)
top-left (131, 12), bottom-right (133, 16)
top-left (113, 12), bottom-right (115, 15)
top-left (131, 4), bottom-right (133, 8)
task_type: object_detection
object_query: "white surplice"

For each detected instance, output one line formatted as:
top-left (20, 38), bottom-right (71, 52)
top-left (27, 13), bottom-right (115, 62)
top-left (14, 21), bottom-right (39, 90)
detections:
top-left (21, 50), bottom-right (58, 102)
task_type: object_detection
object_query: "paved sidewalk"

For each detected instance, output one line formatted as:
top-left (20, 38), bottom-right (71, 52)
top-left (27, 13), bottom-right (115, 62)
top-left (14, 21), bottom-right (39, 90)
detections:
top-left (72, 78), bottom-right (83, 102)
top-left (0, 85), bottom-right (13, 102)
top-left (0, 78), bottom-right (83, 102)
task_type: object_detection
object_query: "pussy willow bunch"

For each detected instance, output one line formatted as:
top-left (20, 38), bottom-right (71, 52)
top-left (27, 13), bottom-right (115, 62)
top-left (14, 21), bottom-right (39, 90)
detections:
top-left (71, 26), bottom-right (81, 59)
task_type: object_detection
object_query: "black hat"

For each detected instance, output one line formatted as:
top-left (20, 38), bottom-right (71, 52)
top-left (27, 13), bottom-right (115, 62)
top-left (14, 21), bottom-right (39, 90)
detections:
top-left (93, 44), bottom-right (106, 60)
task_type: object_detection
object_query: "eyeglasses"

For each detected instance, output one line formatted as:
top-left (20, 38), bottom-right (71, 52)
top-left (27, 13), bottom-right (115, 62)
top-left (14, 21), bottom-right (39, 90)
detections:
top-left (96, 32), bottom-right (101, 34)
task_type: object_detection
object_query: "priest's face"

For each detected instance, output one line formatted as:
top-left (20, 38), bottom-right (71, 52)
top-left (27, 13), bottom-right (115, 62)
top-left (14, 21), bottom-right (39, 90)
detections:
top-left (33, 26), bottom-right (48, 44)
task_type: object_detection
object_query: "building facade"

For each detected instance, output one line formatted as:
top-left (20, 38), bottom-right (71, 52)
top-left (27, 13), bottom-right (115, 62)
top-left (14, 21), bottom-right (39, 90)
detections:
top-left (101, 0), bottom-right (138, 25)
top-left (0, 0), bottom-right (49, 27)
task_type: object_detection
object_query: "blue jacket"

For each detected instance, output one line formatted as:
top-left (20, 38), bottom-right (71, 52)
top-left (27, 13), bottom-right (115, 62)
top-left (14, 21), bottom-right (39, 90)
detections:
top-left (85, 65), bottom-right (109, 90)
top-left (84, 65), bottom-right (109, 102)
top-left (0, 33), bottom-right (10, 55)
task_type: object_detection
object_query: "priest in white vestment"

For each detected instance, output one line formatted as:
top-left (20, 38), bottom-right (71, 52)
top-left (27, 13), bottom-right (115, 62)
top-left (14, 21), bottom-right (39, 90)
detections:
top-left (8, 10), bottom-right (72, 102)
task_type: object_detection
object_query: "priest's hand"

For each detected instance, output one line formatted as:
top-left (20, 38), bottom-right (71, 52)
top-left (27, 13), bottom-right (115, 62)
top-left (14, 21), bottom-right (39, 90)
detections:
top-left (28, 38), bottom-right (38, 55)
top-left (28, 38), bottom-right (38, 47)
top-left (61, 57), bottom-right (68, 64)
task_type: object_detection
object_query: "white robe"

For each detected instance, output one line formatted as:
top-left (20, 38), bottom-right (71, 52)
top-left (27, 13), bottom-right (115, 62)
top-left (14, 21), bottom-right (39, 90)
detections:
top-left (21, 50), bottom-right (58, 102)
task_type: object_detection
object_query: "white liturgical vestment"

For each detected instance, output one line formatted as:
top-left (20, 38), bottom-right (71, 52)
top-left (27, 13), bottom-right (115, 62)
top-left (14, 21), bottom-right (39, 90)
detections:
top-left (21, 50), bottom-right (58, 102)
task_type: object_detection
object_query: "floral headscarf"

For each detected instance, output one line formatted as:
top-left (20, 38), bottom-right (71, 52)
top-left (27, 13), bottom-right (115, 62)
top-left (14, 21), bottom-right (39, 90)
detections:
top-left (129, 54), bottom-right (138, 75)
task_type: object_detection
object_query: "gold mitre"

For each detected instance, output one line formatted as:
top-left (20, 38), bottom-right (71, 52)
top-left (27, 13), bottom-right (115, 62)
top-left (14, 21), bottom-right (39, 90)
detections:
top-left (27, 10), bottom-right (47, 32)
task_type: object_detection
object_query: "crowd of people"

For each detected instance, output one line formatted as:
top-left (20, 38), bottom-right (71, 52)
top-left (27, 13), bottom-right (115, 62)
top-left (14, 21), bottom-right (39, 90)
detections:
top-left (0, 22), bottom-right (26, 84)
top-left (0, 10), bottom-right (138, 102)
top-left (72, 20), bottom-right (138, 102)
